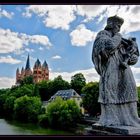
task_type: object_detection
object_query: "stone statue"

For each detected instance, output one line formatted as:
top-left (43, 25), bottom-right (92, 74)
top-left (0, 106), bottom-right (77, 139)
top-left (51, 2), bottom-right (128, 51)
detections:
top-left (92, 15), bottom-right (140, 127)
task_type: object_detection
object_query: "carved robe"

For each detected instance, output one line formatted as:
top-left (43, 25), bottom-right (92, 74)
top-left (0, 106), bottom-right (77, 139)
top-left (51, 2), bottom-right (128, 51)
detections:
top-left (92, 30), bottom-right (139, 104)
top-left (92, 29), bottom-right (140, 126)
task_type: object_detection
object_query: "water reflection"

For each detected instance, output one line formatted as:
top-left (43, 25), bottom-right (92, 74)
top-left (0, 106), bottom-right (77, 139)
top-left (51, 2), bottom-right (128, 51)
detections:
top-left (0, 119), bottom-right (74, 135)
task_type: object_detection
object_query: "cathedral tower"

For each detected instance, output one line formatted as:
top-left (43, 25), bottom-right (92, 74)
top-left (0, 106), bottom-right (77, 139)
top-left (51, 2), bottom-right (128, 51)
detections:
top-left (25, 54), bottom-right (32, 77)
top-left (16, 54), bottom-right (49, 85)
top-left (16, 68), bottom-right (21, 84)
top-left (33, 59), bottom-right (42, 83)
top-left (42, 60), bottom-right (49, 81)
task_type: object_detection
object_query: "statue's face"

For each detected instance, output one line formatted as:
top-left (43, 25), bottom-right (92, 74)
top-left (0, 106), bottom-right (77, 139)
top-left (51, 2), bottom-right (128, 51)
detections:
top-left (112, 23), bottom-right (121, 34)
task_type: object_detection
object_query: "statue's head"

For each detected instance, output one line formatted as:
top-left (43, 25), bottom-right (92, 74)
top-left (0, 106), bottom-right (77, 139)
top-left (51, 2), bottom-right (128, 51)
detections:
top-left (107, 15), bottom-right (124, 26)
top-left (105, 15), bottom-right (124, 34)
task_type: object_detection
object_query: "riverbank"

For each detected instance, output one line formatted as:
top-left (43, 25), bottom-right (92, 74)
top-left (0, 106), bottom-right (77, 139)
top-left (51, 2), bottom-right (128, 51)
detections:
top-left (0, 116), bottom-right (97, 135)
top-left (0, 118), bottom-right (74, 135)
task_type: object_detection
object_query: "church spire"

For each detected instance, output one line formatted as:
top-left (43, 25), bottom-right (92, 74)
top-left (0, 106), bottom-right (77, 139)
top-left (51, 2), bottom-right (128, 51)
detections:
top-left (42, 60), bottom-right (48, 69)
top-left (16, 68), bottom-right (19, 74)
top-left (25, 54), bottom-right (30, 70)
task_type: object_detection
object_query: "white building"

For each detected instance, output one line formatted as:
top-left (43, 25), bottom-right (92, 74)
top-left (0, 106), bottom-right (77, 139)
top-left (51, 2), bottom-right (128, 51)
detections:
top-left (48, 89), bottom-right (85, 114)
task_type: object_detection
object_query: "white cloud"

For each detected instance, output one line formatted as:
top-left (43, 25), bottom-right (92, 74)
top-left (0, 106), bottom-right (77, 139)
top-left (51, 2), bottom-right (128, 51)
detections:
top-left (130, 66), bottom-right (140, 86)
top-left (70, 24), bottom-right (96, 47)
top-left (0, 8), bottom-right (14, 19)
top-left (104, 5), bottom-right (140, 34)
top-left (39, 47), bottom-right (44, 51)
top-left (50, 67), bottom-right (100, 83)
top-left (23, 5), bottom-right (77, 30)
top-left (1, 66), bottom-right (140, 89)
top-left (0, 55), bottom-right (22, 64)
top-left (23, 5), bottom-right (140, 34)
top-left (51, 55), bottom-right (62, 59)
top-left (77, 5), bottom-right (140, 34)
top-left (0, 77), bottom-right (15, 89)
top-left (77, 5), bottom-right (107, 22)
top-left (0, 28), bottom-right (52, 54)
top-left (25, 48), bottom-right (34, 52)
top-left (0, 28), bottom-right (23, 53)
top-left (50, 66), bottom-right (140, 87)
top-left (29, 35), bottom-right (52, 47)
top-left (23, 5), bottom-right (108, 30)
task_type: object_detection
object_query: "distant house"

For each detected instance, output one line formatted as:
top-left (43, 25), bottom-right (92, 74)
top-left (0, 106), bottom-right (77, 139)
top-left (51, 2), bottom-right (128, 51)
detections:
top-left (48, 89), bottom-right (85, 114)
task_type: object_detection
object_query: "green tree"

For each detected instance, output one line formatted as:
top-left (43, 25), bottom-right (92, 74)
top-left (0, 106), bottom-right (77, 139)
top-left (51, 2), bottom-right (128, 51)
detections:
top-left (46, 96), bottom-right (81, 129)
top-left (52, 75), bottom-right (71, 93)
top-left (0, 93), bottom-right (8, 117)
top-left (0, 88), bottom-right (10, 95)
top-left (20, 75), bottom-right (34, 85)
top-left (137, 86), bottom-right (140, 116)
top-left (34, 77), bottom-right (70, 101)
top-left (3, 96), bottom-right (16, 119)
top-left (70, 73), bottom-right (86, 94)
top-left (10, 84), bottom-right (35, 98)
top-left (33, 83), bottom-right (40, 97)
top-left (37, 80), bottom-right (51, 101)
top-left (0, 88), bottom-right (10, 117)
top-left (14, 95), bottom-right (42, 122)
top-left (81, 82), bottom-right (100, 116)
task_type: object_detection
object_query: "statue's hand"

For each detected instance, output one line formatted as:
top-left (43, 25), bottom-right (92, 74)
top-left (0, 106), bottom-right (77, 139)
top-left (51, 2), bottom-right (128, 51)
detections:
top-left (128, 54), bottom-right (138, 65)
top-left (120, 62), bottom-right (128, 69)
top-left (113, 33), bottom-right (122, 42)
top-left (115, 32), bottom-right (122, 36)
top-left (129, 47), bottom-right (136, 55)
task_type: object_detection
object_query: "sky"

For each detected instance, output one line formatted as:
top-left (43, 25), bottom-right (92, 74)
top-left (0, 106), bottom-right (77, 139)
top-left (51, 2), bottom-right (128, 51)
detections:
top-left (1, 5), bottom-right (140, 88)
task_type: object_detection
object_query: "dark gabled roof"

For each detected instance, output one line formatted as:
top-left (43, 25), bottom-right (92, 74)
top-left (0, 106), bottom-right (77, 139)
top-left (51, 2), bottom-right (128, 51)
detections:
top-left (42, 60), bottom-right (48, 68)
top-left (49, 89), bottom-right (81, 101)
top-left (25, 54), bottom-right (31, 70)
top-left (80, 94), bottom-right (86, 97)
top-left (34, 59), bottom-right (41, 68)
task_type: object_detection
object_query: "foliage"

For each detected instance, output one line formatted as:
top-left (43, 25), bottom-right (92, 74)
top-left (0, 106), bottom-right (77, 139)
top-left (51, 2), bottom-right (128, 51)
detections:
top-left (137, 86), bottom-right (140, 116)
top-left (81, 82), bottom-right (100, 116)
top-left (51, 75), bottom-right (71, 95)
top-left (137, 86), bottom-right (140, 103)
top-left (37, 76), bottom-right (71, 101)
top-left (38, 114), bottom-right (49, 127)
top-left (70, 73), bottom-right (86, 95)
top-left (10, 84), bottom-right (36, 98)
top-left (46, 96), bottom-right (82, 129)
top-left (0, 88), bottom-right (10, 95)
top-left (14, 95), bottom-right (42, 123)
top-left (20, 75), bottom-right (34, 85)
top-left (3, 96), bottom-right (16, 119)
top-left (37, 80), bottom-right (52, 101)
top-left (0, 93), bottom-right (8, 117)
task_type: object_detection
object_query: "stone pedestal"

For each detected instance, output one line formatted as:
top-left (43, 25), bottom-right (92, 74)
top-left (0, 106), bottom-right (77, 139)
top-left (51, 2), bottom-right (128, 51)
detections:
top-left (84, 123), bottom-right (140, 135)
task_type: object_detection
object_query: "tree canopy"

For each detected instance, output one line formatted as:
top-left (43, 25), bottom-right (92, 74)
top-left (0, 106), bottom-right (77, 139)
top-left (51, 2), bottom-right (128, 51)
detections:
top-left (81, 82), bottom-right (100, 116)
top-left (46, 96), bottom-right (82, 129)
top-left (14, 95), bottom-right (42, 122)
top-left (70, 73), bottom-right (86, 95)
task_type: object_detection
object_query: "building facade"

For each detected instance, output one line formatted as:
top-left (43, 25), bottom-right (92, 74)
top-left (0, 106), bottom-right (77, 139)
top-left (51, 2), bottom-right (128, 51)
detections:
top-left (16, 54), bottom-right (49, 84)
top-left (48, 89), bottom-right (85, 114)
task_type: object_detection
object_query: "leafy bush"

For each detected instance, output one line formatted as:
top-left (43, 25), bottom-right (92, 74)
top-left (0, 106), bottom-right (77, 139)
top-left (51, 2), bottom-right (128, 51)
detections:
top-left (14, 95), bottom-right (42, 123)
top-left (46, 96), bottom-right (82, 129)
top-left (81, 82), bottom-right (100, 116)
top-left (38, 114), bottom-right (49, 127)
top-left (3, 96), bottom-right (16, 119)
top-left (70, 73), bottom-right (86, 94)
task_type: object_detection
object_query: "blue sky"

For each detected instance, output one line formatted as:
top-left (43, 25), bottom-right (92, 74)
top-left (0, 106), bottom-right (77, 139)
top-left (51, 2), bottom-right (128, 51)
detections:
top-left (1, 5), bottom-right (140, 88)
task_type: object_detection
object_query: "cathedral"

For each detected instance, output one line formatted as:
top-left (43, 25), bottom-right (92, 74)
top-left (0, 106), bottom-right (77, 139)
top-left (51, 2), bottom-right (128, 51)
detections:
top-left (16, 54), bottom-right (49, 84)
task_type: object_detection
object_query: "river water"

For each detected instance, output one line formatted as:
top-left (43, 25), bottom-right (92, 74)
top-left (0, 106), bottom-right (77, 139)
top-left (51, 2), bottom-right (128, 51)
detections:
top-left (0, 119), bottom-right (74, 135)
